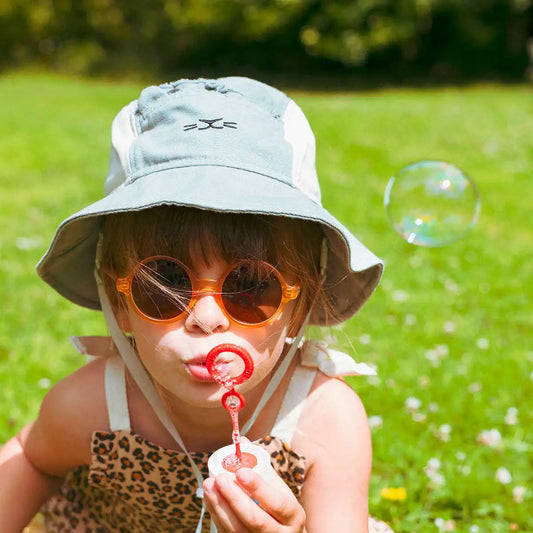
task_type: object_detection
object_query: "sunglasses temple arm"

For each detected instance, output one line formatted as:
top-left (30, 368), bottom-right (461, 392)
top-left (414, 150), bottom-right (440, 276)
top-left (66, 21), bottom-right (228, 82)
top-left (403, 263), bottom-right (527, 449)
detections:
top-left (320, 237), bottom-right (328, 279)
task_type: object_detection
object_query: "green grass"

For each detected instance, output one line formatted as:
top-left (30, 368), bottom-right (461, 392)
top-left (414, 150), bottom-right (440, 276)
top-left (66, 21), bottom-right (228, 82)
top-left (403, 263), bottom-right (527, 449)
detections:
top-left (1, 73), bottom-right (532, 532)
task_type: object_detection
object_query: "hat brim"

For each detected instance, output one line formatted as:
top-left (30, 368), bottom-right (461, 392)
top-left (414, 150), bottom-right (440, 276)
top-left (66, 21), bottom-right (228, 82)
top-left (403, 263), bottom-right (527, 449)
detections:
top-left (37, 165), bottom-right (383, 324)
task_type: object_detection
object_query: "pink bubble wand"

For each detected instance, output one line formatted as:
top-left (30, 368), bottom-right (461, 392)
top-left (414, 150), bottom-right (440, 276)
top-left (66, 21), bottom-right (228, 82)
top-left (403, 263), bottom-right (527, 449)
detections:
top-left (206, 344), bottom-right (256, 470)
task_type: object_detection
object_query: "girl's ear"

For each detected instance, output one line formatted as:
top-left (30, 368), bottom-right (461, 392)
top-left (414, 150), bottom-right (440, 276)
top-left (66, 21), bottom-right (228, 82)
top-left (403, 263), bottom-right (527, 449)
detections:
top-left (116, 306), bottom-right (132, 333)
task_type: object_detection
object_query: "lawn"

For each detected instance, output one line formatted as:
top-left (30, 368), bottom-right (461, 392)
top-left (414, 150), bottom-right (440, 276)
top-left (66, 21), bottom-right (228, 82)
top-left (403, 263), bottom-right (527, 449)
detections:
top-left (0, 73), bottom-right (531, 532)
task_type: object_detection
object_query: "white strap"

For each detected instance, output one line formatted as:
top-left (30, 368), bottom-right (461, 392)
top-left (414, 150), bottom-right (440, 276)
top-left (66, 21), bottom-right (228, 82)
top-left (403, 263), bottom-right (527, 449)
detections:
top-left (105, 356), bottom-right (131, 432)
top-left (240, 313), bottom-right (310, 436)
top-left (300, 340), bottom-right (377, 377)
top-left (270, 365), bottom-right (316, 443)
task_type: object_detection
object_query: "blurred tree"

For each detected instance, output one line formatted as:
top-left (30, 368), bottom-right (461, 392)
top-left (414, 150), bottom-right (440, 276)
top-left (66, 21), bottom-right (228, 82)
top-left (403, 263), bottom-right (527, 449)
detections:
top-left (0, 0), bottom-right (531, 82)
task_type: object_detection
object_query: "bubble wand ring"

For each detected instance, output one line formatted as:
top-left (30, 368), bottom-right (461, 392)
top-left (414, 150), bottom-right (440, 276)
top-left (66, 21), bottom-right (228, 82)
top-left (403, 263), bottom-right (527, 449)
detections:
top-left (221, 390), bottom-right (246, 412)
top-left (205, 343), bottom-right (254, 388)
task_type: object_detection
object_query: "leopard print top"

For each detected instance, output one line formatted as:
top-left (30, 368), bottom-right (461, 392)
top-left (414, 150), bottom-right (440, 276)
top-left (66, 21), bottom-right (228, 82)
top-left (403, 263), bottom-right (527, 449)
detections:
top-left (40, 430), bottom-right (306, 532)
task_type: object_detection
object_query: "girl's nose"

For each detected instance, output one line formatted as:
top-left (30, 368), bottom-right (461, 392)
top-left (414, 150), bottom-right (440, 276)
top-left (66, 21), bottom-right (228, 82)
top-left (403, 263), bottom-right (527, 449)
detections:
top-left (184, 293), bottom-right (230, 334)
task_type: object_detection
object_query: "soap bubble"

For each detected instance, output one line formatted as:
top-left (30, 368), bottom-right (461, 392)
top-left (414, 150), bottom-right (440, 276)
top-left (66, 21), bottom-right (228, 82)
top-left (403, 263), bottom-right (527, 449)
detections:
top-left (384, 161), bottom-right (481, 247)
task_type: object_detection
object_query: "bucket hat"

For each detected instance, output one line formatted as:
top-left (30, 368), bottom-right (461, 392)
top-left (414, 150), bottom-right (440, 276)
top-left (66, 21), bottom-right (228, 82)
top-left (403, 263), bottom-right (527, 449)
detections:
top-left (37, 77), bottom-right (383, 325)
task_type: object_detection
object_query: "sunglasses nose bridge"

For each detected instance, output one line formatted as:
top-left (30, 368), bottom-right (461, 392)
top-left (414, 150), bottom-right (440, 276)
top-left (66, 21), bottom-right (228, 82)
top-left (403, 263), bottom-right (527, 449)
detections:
top-left (193, 277), bottom-right (221, 296)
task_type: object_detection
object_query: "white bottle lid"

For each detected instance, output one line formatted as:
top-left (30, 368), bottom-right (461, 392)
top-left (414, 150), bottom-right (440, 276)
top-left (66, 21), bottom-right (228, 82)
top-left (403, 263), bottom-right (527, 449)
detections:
top-left (208, 442), bottom-right (273, 483)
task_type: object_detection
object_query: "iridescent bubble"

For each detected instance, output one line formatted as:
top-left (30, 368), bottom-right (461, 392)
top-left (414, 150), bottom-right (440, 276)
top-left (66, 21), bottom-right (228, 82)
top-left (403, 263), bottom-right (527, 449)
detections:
top-left (384, 161), bottom-right (481, 247)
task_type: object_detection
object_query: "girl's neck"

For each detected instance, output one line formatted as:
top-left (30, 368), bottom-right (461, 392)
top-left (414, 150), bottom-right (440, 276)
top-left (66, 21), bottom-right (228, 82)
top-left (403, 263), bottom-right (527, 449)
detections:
top-left (143, 372), bottom-right (264, 452)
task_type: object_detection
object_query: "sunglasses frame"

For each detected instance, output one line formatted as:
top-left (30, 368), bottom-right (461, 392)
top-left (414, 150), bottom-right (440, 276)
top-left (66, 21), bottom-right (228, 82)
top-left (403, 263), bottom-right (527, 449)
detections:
top-left (116, 255), bottom-right (300, 327)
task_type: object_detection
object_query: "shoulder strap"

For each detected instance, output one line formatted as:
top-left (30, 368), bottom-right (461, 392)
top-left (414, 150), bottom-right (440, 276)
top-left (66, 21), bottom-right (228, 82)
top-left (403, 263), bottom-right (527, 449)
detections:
top-left (270, 364), bottom-right (316, 444)
top-left (105, 356), bottom-right (131, 431)
top-left (240, 314), bottom-right (310, 436)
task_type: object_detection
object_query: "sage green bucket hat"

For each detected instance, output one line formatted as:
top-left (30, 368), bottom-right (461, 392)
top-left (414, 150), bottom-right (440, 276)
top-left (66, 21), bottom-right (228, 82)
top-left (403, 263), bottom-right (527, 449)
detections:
top-left (37, 76), bottom-right (383, 325)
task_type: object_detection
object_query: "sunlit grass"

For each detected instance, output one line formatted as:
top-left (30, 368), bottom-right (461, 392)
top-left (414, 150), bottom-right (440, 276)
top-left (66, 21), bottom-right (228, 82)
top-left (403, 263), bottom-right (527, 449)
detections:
top-left (1, 74), bottom-right (532, 532)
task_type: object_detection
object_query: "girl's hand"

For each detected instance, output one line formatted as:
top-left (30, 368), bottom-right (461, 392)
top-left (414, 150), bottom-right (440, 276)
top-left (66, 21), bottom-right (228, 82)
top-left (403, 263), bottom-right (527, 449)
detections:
top-left (203, 468), bottom-right (306, 533)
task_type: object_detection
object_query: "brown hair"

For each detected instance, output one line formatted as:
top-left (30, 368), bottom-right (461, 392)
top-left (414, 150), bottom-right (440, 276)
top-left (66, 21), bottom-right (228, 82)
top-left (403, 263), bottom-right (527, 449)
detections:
top-left (101, 206), bottom-right (337, 329)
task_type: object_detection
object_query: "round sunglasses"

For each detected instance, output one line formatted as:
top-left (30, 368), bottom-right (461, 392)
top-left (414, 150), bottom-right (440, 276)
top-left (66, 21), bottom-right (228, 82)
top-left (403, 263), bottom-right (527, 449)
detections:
top-left (116, 256), bottom-right (300, 327)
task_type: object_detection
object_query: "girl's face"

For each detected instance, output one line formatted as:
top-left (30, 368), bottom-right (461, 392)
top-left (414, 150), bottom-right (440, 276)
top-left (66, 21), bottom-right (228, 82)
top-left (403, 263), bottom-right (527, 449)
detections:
top-left (119, 255), bottom-right (297, 408)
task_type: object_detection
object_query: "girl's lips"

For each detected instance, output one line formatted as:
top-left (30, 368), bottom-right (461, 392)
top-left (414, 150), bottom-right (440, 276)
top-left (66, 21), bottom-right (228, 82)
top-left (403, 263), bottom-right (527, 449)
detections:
top-left (185, 356), bottom-right (234, 383)
top-left (185, 361), bottom-right (215, 382)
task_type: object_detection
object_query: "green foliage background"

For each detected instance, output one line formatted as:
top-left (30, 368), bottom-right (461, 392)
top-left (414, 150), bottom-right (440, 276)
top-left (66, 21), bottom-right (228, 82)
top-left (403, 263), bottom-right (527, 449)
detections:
top-left (0, 74), bottom-right (532, 531)
top-left (1, 0), bottom-right (532, 82)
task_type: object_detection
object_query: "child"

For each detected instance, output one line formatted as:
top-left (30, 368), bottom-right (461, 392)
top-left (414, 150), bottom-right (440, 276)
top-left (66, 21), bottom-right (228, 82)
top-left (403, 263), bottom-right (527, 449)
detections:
top-left (0, 77), bottom-right (392, 532)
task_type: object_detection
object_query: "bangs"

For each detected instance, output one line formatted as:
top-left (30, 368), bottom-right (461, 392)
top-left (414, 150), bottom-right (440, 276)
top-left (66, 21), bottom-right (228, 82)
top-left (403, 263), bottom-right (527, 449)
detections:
top-left (103, 206), bottom-right (279, 274)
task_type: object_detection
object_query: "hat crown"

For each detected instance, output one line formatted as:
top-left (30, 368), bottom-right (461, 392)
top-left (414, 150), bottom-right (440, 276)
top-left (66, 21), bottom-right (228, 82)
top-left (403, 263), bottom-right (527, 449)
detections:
top-left (105, 77), bottom-right (321, 205)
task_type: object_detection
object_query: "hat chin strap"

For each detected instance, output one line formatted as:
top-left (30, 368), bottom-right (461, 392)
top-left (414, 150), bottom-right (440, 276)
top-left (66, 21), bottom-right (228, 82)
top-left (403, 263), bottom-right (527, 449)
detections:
top-left (93, 240), bottom-right (321, 533)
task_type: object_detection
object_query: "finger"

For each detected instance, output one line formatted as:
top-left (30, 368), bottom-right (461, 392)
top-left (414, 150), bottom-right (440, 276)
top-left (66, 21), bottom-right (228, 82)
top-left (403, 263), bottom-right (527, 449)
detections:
top-left (235, 468), bottom-right (306, 527)
top-left (210, 472), bottom-right (276, 532)
top-left (203, 474), bottom-right (257, 533)
top-left (203, 476), bottom-right (237, 533)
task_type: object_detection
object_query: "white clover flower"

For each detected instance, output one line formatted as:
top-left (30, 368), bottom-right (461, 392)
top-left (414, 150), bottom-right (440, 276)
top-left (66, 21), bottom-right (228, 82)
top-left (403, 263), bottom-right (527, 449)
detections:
top-left (368, 416), bottom-right (383, 430)
top-left (504, 407), bottom-right (519, 426)
top-left (404, 313), bottom-right (417, 326)
top-left (477, 428), bottom-right (502, 448)
top-left (405, 396), bottom-right (422, 412)
top-left (435, 424), bottom-right (452, 442)
top-left (425, 348), bottom-right (442, 367)
top-left (443, 321), bottom-right (456, 333)
top-left (444, 279), bottom-right (460, 294)
top-left (435, 344), bottom-right (449, 357)
top-left (436, 518), bottom-right (457, 532)
top-left (424, 345), bottom-right (449, 367)
top-left (495, 467), bottom-right (512, 484)
top-left (425, 457), bottom-right (444, 483)
top-left (429, 402), bottom-right (439, 412)
top-left (358, 333), bottom-right (371, 345)
top-left (392, 289), bottom-right (409, 302)
top-left (456, 364), bottom-right (468, 375)
top-left (476, 338), bottom-right (490, 350)
top-left (381, 279), bottom-right (393, 291)
top-left (469, 525), bottom-right (480, 533)
top-left (38, 378), bottom-right (52, 389)
top-left (368, 376), bottom-right (382, 387)
top-left (458, 465), bottom-right (471, 476)
top-left (16, 236), bottom-right (43, 250)
top-left (412, 412), bottom-right (427, 423)
top-left (435, 517), bottom-right (445, 530)
top-left (386, 314), bottom-right (398, 325)
top-left (483, 139), bottom-right (500, 155)
top-left (455, 451), bottom-right (466, 461)
top-left (468, 382), bottom-right (482, 394)
top-left (426, 470), bottom-right (445, 486)
top-left (418, 375), bottom-right (430, 387)
top-left (427, 457), bottom-right (441, 470)
top-left (512, 485), bottom-right (526, 503)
